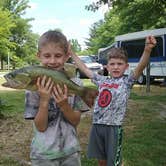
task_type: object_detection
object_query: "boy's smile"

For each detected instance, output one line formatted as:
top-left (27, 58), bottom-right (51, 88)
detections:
top-left (107, 58), bottom-right (129, 78)
top-left (37, 42), bottom-right (69, 70)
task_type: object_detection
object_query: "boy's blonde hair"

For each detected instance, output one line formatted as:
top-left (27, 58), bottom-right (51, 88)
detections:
top-left (107, 47), bottom-right (128, 63)
top-left (38, 30), bottom-right (68, 54)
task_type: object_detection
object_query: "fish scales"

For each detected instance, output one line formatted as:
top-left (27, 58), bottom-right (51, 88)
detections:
top-left (2, 66), bottom-right (98, 107)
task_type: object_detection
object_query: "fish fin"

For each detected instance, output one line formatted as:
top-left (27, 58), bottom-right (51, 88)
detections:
top-left (64, 63), bottom-right (77, 78)
top-left (81, 87), bottom-right (98, 108)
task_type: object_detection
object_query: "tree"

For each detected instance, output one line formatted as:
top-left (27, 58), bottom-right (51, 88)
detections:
top-left (0, 0), bottom-right (39, 68)
top-left (0, 8), bottom-right (15, 69)
top-left (85, 0), bottom-right (166, 54)
top-left (85, 0), bottom-right (113, 12)
top-left (115, 0), bottom-right (166, 33)
top-left (1, 0), bottom-right (30, 16)
top-left (69, 39), bottom-right (81, 53)
top-left (86, 9), bottom-right (121, 54)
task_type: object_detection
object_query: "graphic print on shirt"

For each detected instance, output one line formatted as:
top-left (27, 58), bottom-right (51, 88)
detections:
top-left (98, 83), bottom-right (119, 108)
top-left (48, 98), bottom-right (60, 127)
top-left (98, 89), bottom-right (112, 107)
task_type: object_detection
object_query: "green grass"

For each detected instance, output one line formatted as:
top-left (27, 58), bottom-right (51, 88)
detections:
top-left (121, 86), bottom-right (166, 166)
top-left (0, 90), bottom-right (25, 116)
top-left (79, 83), bottom-right (166, 166)
top-left (0, 157), bottom-right (21, 166)
top-left (0, 78), bottom-right (166, 166)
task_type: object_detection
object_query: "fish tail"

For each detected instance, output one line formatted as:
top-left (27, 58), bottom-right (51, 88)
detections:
top-left (81, 87), bottom-right (98, 108)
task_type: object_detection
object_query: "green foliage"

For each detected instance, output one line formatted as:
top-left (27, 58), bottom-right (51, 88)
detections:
top-left (86, 0), bottom-right (166, 54)
top-left (85, 0), bottom-right (113, 12)
top-left (1, 0), bottom-right (30, 16)
top-left (114, 0), bottom-right (166, 33)
top-left (78, 49), bottom-right (93, 56)
top-left (69, 39), bottom-right (81, 53)
top-left (0, 8), bottom-right (16, 61)
top-left (0, 0), bottom-right (39, 69)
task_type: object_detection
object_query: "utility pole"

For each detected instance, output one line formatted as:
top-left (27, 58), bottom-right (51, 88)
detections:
top-left (7, 52), bottom-right (10, 71)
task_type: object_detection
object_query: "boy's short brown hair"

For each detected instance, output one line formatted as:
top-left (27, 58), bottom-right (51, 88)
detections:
top-left (107, 47), bottom-right (128, 63)
top-left (38, 30), bottom-right (68, 54)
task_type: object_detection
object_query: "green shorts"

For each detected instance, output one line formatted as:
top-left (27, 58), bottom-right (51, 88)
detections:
top-left (31, 152), bottom-right (81, 166)
top-left (87, 124), bottom-right (123, 166)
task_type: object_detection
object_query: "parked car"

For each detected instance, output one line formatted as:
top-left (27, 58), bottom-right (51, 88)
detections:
top-left (67, 55), bottom-right (103, 78)
top-left (89, 54), bottom-right (98, 62)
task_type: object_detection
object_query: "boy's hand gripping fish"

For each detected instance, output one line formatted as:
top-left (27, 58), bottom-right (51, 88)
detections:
top-left (2, 66), bottom-right (98, 108)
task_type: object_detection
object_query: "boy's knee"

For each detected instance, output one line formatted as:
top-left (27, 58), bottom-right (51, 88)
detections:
top-left (98, 159), bottom-right (106, 166)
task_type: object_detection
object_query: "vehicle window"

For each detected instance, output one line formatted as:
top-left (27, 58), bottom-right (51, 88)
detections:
top-left (121, 36), bottom-right (163, 59)
top-left (80, 56), bottom-right (93, 63)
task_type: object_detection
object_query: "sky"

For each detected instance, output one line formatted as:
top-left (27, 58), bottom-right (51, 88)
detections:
top-left (24, 0), bottom-right (108, 49)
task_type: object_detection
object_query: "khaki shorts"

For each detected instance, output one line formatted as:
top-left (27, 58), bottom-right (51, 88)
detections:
top-left (31, 152), bottom-right (81, 166)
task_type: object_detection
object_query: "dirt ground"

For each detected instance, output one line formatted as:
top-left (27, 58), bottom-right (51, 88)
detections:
top-left (0, 85), bottom-right (32, 165)
top-left (0, 114), bottom-right (33, 165)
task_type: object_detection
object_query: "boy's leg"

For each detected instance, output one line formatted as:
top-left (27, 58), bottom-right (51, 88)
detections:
top-left (106, 126), bottom-right (123, 166)
top-left (87, 125), bottom-right (122, 166)
top-left (98, 159), bottom-right (107, 166)
top-left (87, 124), bottom-right (106, 160)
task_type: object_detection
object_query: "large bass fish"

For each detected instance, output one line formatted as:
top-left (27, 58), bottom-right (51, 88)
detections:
top-left (2, 66), bottom-right (98, 107)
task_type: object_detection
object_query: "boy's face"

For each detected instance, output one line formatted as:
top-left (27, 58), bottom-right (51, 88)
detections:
top-left (37, 42), bottom-right (69, 70)
top-left (107, 58), bottom-right (129, 78)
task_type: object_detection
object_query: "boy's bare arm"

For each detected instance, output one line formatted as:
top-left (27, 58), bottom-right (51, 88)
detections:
top-left (68, 47), bottom-right (93, 79)
top-left (34, 98), bottom-right (49, 132)
top-left (34, 76), bottom-right (54, 132)
top-left (57, 99), bottom-right (81, 126)
top-left (52, 84), bottom-right (81, 127)
top-left (134, 36), bottom-right (157, 79)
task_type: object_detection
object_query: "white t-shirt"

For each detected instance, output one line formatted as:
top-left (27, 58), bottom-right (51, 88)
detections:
top-left (91, 72), bottom-right (136, 126)
top-left (24, 78), bottom-right (89, 160)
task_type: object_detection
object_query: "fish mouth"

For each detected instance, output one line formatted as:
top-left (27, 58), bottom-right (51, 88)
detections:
top-left (2, 78), bottom-right (25, 89)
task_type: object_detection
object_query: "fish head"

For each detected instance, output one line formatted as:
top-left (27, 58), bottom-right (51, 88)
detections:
top-left (2, 69), bottom-right (32, 89)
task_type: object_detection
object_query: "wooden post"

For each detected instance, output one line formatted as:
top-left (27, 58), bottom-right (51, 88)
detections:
top-left (146, 62), bottom-right (150, 93)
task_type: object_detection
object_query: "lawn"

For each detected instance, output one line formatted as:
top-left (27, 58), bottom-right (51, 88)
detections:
top-left (0, 77), bottom-right (166, 166)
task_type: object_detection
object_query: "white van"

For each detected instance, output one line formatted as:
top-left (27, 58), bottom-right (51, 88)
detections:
top-left (98, 28), bottom-right (166, 84)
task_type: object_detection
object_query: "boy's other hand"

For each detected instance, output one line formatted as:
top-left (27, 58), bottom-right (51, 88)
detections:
top-left (145, 36), bottom-right (157, 49)
top-left (52, 84), bottom-right (68, 105)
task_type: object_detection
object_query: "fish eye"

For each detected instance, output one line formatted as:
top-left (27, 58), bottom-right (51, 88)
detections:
top-left (9, 73), bottom-right (13, 78)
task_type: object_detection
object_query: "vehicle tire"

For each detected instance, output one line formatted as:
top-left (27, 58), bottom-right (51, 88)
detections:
top-left (137, 74), bottom-right (146, 84)
top-left (98, 67), bottom-right (108, 76)
top-left (76, 69), bottom-right (81, 78)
